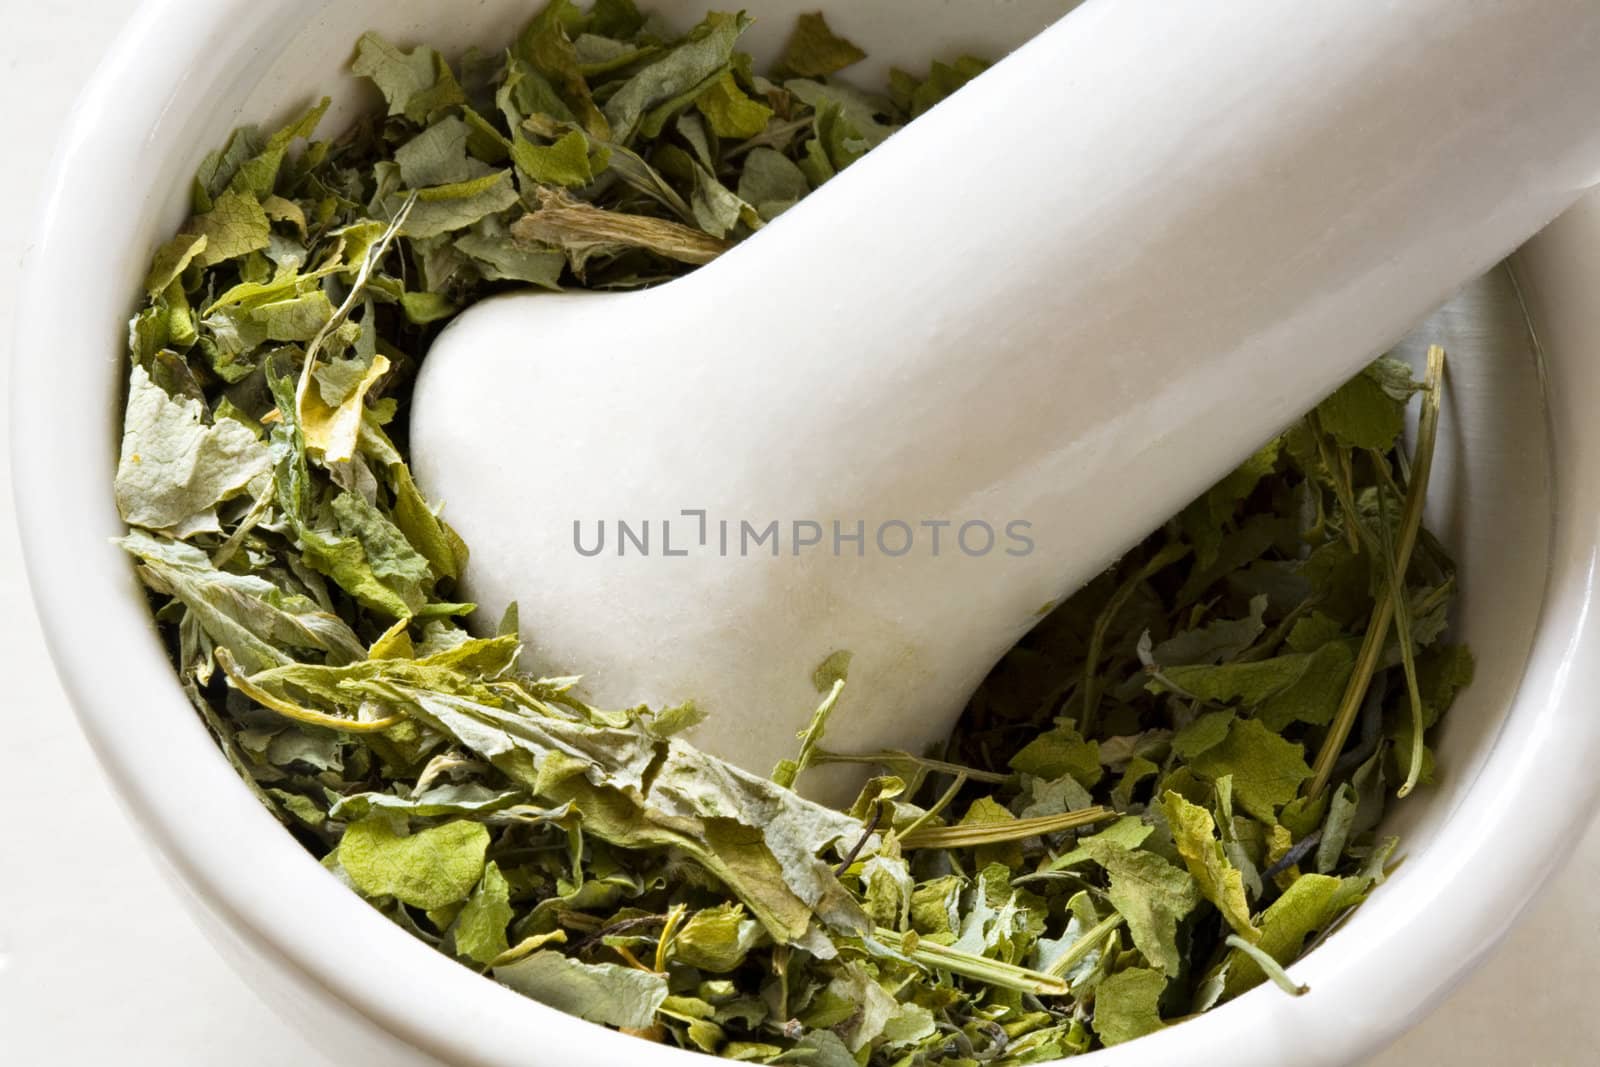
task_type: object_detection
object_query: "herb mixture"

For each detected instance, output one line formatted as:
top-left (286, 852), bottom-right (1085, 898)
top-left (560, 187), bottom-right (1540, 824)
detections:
top-left (114, 4), bottom-right (1473, 1061)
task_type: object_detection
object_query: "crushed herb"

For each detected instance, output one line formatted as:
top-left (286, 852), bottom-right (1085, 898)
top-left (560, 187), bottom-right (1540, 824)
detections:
top-left (114, 3), bottom-right (1472, 1061)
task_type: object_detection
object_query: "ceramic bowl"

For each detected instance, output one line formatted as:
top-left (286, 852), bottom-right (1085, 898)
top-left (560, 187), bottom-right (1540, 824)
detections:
top-left (13, 1), bottom-right (1600, 1064)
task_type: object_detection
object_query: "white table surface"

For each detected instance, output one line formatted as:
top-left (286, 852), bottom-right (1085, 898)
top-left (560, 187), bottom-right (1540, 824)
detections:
top-left (2, 5), bottom-right (1597, 1065)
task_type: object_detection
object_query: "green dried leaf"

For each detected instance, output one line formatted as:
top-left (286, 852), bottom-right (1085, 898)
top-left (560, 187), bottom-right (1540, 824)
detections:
top-left (1181, 438), bottom-right (1282, 568)
top-left (672, 902), bottom-right (764, 972)
top-left (1110, 757), bottom-right (1159, 809)
top-left (118, 529), bottom-right (364, 673)
top-left (775, 12), bottom-right (866, 78)
top-left (494, 951), bottom-right (668, 1029)
top-left (820, 962), bottom-right (899, 1051)
top-left (456, 861), bottom-right (514, 964)
top-left (1092, 967), bottom-right (1167, 1047)
top-left (587, 0), bottom-right (644, 38)
top-left (396, 171), bottom-right (521, 238)
top-left (1257, 640), bottom-right (1357, 731)
top-left (513, 0), bottom-right (609, 138)
top-left (1150, 596), bottom-right (1267, 667)
top-left (227, 98), bottom-right (330, 199)
top-left (799, 100), bottom-right (868, 182)
top-left (1160, 790), bottom-right (1257, 941)
top-left (1317, 368), bottom-right (1407, 451)
top-left (859, 853), bottom-right (913, 930)
top-left (1018, 772), bottom-right (1094, 819)
top-left (1047, 814), bottom-right (1153, 871)
top-left (190, 190), bottom-right (271, 267)
top-left (1009, 722), bottom-right (1102, 788)
top-left (880, 1001), bottom-right (936, 1047)
top-left (954, 796), bottom-right (1024, 870)
top-left (1155, 650), bottom-right (1307, 707)
top-left (1189, 718), bottom-right (1312, 822)
top-left (1315, 782), bottom-right (1361, 875)
top-left (268, 789), bottom-right (327, 828)
top-left (603, 11), bottom-right (750, 144)
top-left (400, 291), bottom-right (457, 325)
top-left (696, 71), bottom-right (773, 138)
top-left (393, 686), bottom-right (864, 952)
top-left (892, 55), bottom-right (989, 117)
top-left (776, 1031), bottom-right (857, 1067)
top-left (1213, 775), bottom-right (1263, 899)
top-left (1082, 838), bottom-right (1200, 978)
top-left (253, 289), bottom-right (335, 342)
top-left (116, 365), bottom-right (272, 535)
top-left (784, 80), bottom-right (895, 151)
top-left (455, 231), bottom-right (566, 287)
top-left (144, 233), bottom-right (208, 296)
top-left (1416, 644), bottom-right (1476, 728)
top-left (338, 817), bottom-right (489, 910)
top-left (737, 147), bottom-right (810, 220)
top-left (512, 129), bottom-right (596, 187)
top-left (330, 784), bottom-right (526, 821)
top-left (1216, 873), bottom-right (1350, 1000)
top-left (1171, 710), bottom-right (1235, 760)
top-left (396, 116), bottom-right (490, 188)
top-left (690, 164), bottom-right (751, 239)
top-left (352, 32), bottom-right (466, 124)
top-left (329, 489), bottom-right (432, 606)
top-left (910, 876), bottom-right (964, 938)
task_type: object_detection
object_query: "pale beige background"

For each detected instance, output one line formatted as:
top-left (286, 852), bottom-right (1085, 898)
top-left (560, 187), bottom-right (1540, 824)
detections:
top-left (1, 5), bottom-right (1595, 1065)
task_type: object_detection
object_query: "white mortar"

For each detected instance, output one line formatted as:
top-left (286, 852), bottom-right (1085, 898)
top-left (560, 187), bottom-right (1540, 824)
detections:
top-left (10, 2), bottom-right (1600, 1065)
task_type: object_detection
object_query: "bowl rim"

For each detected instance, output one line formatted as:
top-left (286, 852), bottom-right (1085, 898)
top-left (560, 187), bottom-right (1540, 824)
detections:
top-left (13, 1), bottom-right (1600, 1065)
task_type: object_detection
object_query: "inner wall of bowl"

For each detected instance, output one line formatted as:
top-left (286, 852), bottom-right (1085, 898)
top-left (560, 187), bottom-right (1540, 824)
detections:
top-left (112, 0), bottom-right (1550, 1060)
top-left (1384, 272), bottom-right (1551, 848)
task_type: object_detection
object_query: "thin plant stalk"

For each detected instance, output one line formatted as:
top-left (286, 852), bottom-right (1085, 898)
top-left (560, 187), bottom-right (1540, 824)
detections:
top-left (772, 678), bottom-right (845, 789)
top-left (292, 192), bottom-right (417, 417)
top-left (215, 647), bottom-right (402, 733)
top-left (1307, 346), bottom-right (1445, 798)
top-left (895, 772), bottom-right (969, 843)
top-left (872, 928), bottom-right (1072, 997)
top-left (1370, 453), bottom-right (1427, 798)
top-left (1224, 934), bottom-right (1309, 996)
top-left (900, 806), bottom-right (1115, 850)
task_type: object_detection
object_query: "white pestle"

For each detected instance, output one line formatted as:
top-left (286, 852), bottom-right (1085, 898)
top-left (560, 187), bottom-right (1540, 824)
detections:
top-left (412, 0), bottom-right (1600, 803)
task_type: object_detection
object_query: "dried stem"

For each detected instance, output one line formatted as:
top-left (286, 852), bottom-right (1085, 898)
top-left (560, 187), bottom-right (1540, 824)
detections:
top-left (1307, 347), bottom-right (1445, 798)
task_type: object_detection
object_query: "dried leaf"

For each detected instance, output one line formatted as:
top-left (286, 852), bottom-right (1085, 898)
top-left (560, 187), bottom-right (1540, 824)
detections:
top-left (775, 13), bottom-right (866, 78)
top-left (338, 817), bottom-right (489, 909)
top-left (1092, 967), bottom-right (1167, 1047)
top-left (495, 951), bottom-right (668, 1029)
top-left (116, 365), bottom-right (272, 535)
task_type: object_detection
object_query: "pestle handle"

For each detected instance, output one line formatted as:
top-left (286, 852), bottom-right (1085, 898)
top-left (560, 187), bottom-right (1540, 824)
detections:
top-left (414, 0), bottom-right (1600, 800)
